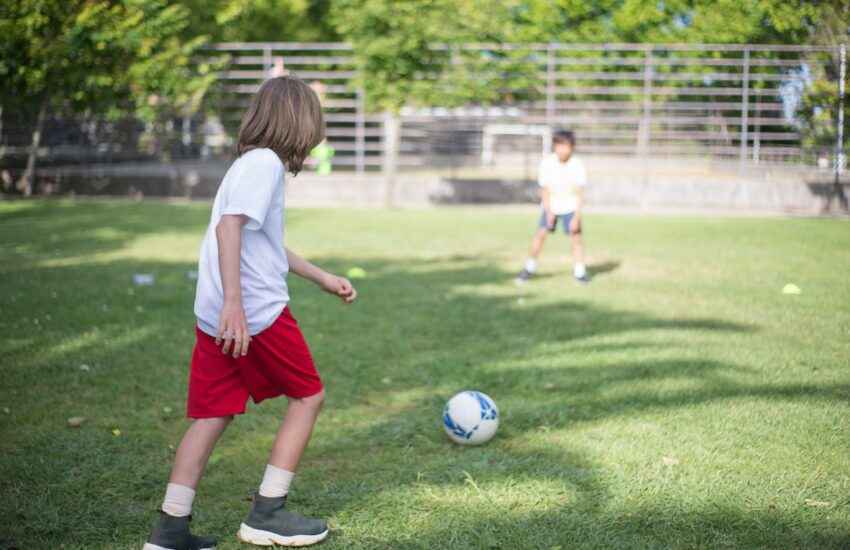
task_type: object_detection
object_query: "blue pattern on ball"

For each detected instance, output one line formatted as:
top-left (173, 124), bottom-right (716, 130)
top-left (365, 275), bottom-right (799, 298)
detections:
top-left (443, 407), bottom-right (472, 440)
top-left (444, 392), bottom-right (498, 442)
top-left (468, 391), bottom-right (498, 421)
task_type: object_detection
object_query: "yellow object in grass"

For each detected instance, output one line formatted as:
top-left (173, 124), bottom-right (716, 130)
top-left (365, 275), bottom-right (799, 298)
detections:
top-left (346, 267), bottom-right (367, 279)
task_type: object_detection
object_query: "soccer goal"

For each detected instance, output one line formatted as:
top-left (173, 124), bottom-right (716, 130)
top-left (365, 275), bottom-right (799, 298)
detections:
top-left (480, 124), bottom-right (552, 165)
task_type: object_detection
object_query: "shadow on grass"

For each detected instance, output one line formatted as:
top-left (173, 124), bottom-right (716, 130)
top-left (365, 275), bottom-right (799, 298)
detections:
top-left (588, 259), bottom-right (620, 278)
top-left (0, 200), bottom-right (207, 264)
top-left (368, 503), bottom-right (850, 549)
top-left (2, 248), bottom-right (848, 548)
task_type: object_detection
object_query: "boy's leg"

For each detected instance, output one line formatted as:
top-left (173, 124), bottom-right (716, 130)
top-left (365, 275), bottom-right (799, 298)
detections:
top-left (569, 224), bottom-right (587, 281)
top-left (170, 417), bottom-right (232, 490)
top-left (239, 390), bottom-right (328, 546)
top-left (238, 310), bottom-right (328, 546)
top-left (144, 417), bottom-right (231, 550)
top-left (256, 390), bottom-right (325, 499)
top-left (529, 208), bottom-right (554, 263)
top-left (268, 390), bottom-right (325, 474)
top-left (518, 211), bottom-right (550, 282)
top-left (517, 228), bottom-right (549, 282)
top-left (528, 227), bottom-right (549, 263)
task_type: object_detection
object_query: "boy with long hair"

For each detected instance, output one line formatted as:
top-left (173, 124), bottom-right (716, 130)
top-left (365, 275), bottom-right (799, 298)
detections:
top-left (145, 76), bottom-right (355, 549)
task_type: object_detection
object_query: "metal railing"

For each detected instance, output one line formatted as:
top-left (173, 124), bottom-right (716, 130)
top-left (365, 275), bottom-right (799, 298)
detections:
top-left (1, 42), bottom-right (846, 186)
top-left (397, 43), bottom-right (844, 170)
top-left (206, 42), bottom-right (381, 172)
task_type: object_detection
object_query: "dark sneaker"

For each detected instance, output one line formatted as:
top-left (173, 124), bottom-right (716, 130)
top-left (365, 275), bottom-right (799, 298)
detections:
top-left (515, 268), bottom-right (533, 284)
top-left (143, 511), bottom-right (217, 550)
top-left (237, 494), bottom-right (328, 547)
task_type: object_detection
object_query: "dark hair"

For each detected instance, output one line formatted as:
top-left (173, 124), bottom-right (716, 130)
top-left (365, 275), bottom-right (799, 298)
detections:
top-left (237, 76), bottom-right (325, 175)
top-left (552, 129), bottom-right (576, 146)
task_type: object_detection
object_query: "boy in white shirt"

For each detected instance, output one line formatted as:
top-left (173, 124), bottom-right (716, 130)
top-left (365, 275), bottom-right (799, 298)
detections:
top-left (516, 130), bottom-right (589, 283)
top-left (144, 76), bottom-right (356, 550)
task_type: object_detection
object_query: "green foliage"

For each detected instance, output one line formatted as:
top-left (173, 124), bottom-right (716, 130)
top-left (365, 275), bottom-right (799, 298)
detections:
top-left (0, 0), bottom-right (216, 122)
top-left (331, 0), bottom-right (461, 111)
top-left (330, 0), bottom-right (545, 110)
top-left (176, 0), bottom-right (339, 43)
top-left (511, 0), bottom-right (821, 44)
top-left (120, 1), bottom-right (219, 121)
top-left (797, 66), bottom-right (850, 155)
top-left (329, 0), bottom-right (846, 113)
top-left (792, 2), bottom-right (849, 156)
top-left (1, 0), bottom-right (845, 147)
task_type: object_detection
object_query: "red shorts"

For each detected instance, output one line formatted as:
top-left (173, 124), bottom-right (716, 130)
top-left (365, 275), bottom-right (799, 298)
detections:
top-left (187, 307), bottom-right (323, 418)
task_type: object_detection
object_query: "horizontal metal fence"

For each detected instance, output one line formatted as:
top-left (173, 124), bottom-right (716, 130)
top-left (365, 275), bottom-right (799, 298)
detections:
top-left (205, 42), bottom-right (381, 172)
top-left (397, 43), bottom-right (844, 170)
top-left (0, 42), bottom-right (846, 188)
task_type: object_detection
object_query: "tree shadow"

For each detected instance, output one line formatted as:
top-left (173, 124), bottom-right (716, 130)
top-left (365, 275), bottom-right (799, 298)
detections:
top-left (285, 256), bottom-right (751, 407)
top-left (0, 200), bottom-right (207, 266)
top-left (2, 248), bottom-right (846, 548)
top-left (265, 257), bottom-right (847, 548)
top-left (299, 346), bottom-right (848, 547)
top-left (368, 502), bottom-right (850, 549)
top-left (0, 199), bottom-right (316, 271)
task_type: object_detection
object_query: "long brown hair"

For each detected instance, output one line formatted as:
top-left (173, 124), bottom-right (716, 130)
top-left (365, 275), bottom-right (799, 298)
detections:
top-left (236, 76), bottom-right (325, 175)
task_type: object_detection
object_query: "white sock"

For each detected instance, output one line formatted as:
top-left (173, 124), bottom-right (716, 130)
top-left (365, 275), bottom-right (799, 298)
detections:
top-left (524, 258), bottom-right (537, 273)
top-left (162, 483), bottom-right (195, 517)
top-left (258, 464), bottom-right (295, 498)
top-left (574, 263), bottom-right (587, 278)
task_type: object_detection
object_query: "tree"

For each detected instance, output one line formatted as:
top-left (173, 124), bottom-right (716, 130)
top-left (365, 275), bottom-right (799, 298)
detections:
top-left (0, 0), bottom-right (217, 194)
top-left (506, 0), bottom-right (821, 45)
top-left (330, 0), bottom-right (524, 204)
top-left (332, 0), bottom-right (464, 112)
top-left (176, 0), bottom-right (339, 43)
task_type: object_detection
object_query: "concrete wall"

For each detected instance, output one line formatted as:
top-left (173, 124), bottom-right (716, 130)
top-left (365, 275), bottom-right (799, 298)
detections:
top-left (288, 157), bottom-right (849, 214)
top-left (44, 156), bottom-right (849, 214)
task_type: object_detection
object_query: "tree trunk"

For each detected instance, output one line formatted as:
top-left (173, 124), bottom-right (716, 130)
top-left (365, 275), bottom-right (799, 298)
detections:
top-left (382, 111), bottom-right (400, 207)
top-left (17, 101), bottom-right (47, 196)
top-left (0, 103), bottom-right (9, 193)
top-left (831, 43), bottom-right (847, 211)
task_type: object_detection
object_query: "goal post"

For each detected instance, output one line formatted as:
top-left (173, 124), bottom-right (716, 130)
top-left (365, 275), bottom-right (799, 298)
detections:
top-left (481, 124), bottom-right (552, 165)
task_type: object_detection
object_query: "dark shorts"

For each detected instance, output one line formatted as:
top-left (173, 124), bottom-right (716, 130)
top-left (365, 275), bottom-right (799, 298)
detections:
top-left (538, 210), bottom-right (581, 235)
top-left (187, 307), bottom-right (323, 418)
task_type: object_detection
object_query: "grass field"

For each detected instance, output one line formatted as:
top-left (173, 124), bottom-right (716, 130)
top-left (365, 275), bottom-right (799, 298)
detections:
top-left (1, 199), bottom-right (849, 549)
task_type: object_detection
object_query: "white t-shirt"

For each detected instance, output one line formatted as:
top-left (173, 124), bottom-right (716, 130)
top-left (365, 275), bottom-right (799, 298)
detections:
top-left (537, 154), bottom-right (587, 215)
top-left (194, 148), bottom-right (289, 336)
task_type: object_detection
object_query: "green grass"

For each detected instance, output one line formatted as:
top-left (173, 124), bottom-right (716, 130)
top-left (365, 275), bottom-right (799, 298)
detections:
top-left (1, 199), bottom-right (849, 549)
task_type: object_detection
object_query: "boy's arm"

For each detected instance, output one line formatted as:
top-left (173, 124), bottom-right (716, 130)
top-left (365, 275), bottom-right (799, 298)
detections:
top-left (286, 247), bottom-right (357, 304)
top-left (216, 214), bottom-right (251, 357)
top-left (541, 186), bottom-right (555, 226)
top-left (575, 187), bottom-right (583, 218)
top-left (570, 187), bottom-right (584, 232)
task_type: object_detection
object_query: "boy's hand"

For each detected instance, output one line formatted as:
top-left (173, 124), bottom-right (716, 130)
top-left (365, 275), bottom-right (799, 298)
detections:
top-left (320, 273), bottom-right (357, 304)
top-left (546, 211), bottom-right (556, 231)
top-left (216, 301), bottom-right (251, 357)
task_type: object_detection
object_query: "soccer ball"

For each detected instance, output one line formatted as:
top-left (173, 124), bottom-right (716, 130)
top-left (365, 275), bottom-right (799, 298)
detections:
top-left (442, 391), bottom-right (499, 445)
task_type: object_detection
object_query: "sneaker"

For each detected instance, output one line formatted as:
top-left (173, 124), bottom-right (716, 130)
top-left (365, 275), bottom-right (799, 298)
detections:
top-left (237, 494), bottom-right (328, 547)
top-left (574, 272), bottom-right (590, 284)
top-left (515, 268), bottom-right (533, 284)
top-left (143, 511), bottom-right (217, 550)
